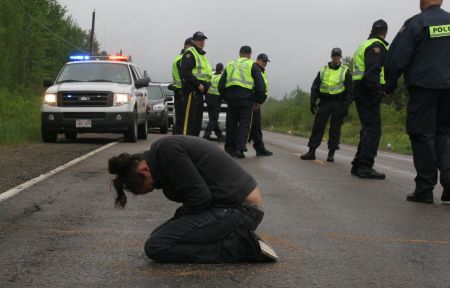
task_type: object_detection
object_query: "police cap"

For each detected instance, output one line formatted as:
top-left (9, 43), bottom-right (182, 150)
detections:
top-left (257, 53), bottom-right (270, 62)
top-left (239, 45), bottom-right (252, 54)
top-left (372, 19), bottom-right (388, 33)
top-left (193, 31), bottom-right (207, 40)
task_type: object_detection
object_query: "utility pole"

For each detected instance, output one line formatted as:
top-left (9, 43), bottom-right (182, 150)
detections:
top-left (89, 10), bottom-right (96, 55)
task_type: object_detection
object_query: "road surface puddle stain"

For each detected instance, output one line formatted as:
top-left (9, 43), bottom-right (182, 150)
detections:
top-left (328, 233), bottom-right (450, 245)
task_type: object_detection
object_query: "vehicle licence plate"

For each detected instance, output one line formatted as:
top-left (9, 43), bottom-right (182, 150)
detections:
top-left (76, 119), bottom-right (92, 128)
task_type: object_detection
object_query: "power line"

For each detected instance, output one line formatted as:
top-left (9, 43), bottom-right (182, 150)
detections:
top-left (14, 2), bottom-right (89, 53)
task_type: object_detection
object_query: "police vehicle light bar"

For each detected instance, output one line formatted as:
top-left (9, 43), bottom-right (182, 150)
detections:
top-left (69, 54), bottom-right (130, 62)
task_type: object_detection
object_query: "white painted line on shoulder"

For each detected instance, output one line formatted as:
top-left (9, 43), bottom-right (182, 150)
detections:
top-left (0, 141), bottom-right (118, 203)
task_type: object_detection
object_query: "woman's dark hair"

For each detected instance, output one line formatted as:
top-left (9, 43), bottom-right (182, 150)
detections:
top-left (108, 153), bottom-right (146, 208)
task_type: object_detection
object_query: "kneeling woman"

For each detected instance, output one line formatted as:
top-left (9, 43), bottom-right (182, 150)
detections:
top-left (108, 135), bottom-right (277, 263)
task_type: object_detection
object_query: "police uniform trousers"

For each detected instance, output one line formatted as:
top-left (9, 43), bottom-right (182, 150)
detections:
top-left (204, 94), bottom-right (223, 138)
top-left (173, 88), bottom-right (186, 135)
top-left (249, 106), bottom-right (266, 152)
top-left (308, 97), bottom-right (346, 151)
top-left (144, 204), bottom-right (264, 263)
top-left (225, 99), bottom-right (253, 153)
top-left (352, 92), bottom-right (382, 169)
top-left (182, 88), bottom-right (204, 136)
top-left (406, 86), bottom-right (450, 195)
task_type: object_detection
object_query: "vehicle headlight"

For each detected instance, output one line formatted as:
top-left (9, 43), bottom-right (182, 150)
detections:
top-left (114, 94), bottom-right (132, 106)
top-left (152, 104), bottom-right (165, 111)
top-left (44, 93), bottom-right (57, 106)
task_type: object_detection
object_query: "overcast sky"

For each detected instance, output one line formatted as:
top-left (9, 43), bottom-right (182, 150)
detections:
top-left (57, 0), bottom-right (449, 98)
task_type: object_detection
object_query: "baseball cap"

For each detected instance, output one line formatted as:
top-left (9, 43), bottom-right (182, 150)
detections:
top-left (257, 53), bottom-right (270, 62)
top-left (239, 45), bottom-right (252, 54)
top-left (193, 31), bottom-right (207, 40)
top-left (372, 19), bottom-right (388, 33)
top-left (331, 48), bottom-right (342, 56)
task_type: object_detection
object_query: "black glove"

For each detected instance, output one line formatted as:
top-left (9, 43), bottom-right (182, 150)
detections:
top-left (310, 104), bottom-right (318, 115)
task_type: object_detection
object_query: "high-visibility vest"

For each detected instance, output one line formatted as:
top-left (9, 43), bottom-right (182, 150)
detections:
top-left (225, 57), bottom-right (254, 90)
top-left (261, 70), bottom-right (269, 94)
top-left (319, 64), bottom-right (348, 94)
top-left (172, 54), bottom-right (183, 89)
top-left (184, 47), bottom-right (212, 82)
top-left (208, 73), bottom-right (221, 95)
top-left (353, 38), bottom-right (387, 84)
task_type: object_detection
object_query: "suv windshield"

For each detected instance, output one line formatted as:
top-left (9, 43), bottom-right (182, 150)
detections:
top-left (147, 86), bottom-right (164, 100)
top-left (56, 63), bottom-right (132, 84)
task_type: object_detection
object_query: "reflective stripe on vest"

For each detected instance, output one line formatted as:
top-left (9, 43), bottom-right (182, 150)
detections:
top-left (208, 73), bottom-right (221, 95)
top-left (184, 47), bottom-right (212, 82)
top-left (353, 38), bottom-right (387, 84)
top-left (319, 64), bottom-right (348, 94)
top-left (225, 58), bottom-right (254, 89)
top-left (172, 54), bottom-right (183, 88)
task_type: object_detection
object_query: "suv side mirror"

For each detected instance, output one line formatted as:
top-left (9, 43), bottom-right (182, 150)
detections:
top-left (167, 84), bottom-right (176, 91)
top-left (135, 77), bottom-right (150, 89)
top-left (43, 79), bottom-right (54, 87)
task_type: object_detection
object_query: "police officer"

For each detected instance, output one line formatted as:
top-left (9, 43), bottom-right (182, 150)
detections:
top-left (300, 48), bottom-right (352, 162)
top-left (171, 37), bottom-right (193, 135)
top-left (180, 31), bottom-right (212, 136)
top-left (351, 20), bottom-right (389, 179)
top-left (385, 0), bottom-right (450, 203)
top-left (249, 53), bottom-right (273, 156)
top-left (219, 46), bottom-right (266, 158)
top-left (203, 63), bottom-right (226, 142)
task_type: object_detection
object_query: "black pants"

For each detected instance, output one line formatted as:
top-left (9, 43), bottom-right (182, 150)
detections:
top-left (308, 98), bottom-right (346, 151)
top-left (352, 94), bottom-right (382, 168)
top-left (204, 94), bottom-right (223, 138)
top-left (407, 86), bottom-right (450, 195)
top-left (182, 89), bottom-right (204, 136)
top-left (173, 89), bottom-right (185, 135)
top-left (225, 99), bottom-right (253, 153)
top-left (144, 204), bottom-right (264, 263)
top-left (249, 107), bottom-right (266, 152)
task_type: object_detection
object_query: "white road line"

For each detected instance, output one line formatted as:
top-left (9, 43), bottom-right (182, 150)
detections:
top-left (0, 141), bottom-right (118, 203)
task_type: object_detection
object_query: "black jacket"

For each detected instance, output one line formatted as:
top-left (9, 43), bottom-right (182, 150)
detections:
top-left (310, 62), bottom-right (353, 106)
top-left (354, 35), bottom-right (389, 99)
top-left (180, 46), bottom-right (211, 93)
top-left (385, 5), bottom-right (450, 92)
top-left (218, 61), bottom-right (267, 104)
top-left (144, 136), bottom-right (257, 215)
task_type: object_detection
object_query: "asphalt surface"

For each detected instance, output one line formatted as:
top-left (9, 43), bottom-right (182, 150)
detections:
top-left (1, 131), bottom-right (449, 288)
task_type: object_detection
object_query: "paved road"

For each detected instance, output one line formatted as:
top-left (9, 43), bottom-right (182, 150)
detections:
top-left (1, 132), bottom-right (449, 288)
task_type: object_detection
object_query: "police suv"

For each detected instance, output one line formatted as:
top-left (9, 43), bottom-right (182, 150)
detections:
top-left (41, 55), bottom-right (149, 143)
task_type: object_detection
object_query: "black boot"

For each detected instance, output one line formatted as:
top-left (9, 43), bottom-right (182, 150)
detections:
top-left (406, 192), bottom-right (434, 204)
top-left (300, 149), bottom-right (316, 160)
top-left (354, 166), bottom-right (386, 179)
top-left (441, 188), bottom-right (450, 202)
top-left (327, 150), bottom-right (335, 162)
top-left (256, 149), bottom-right (273, 156)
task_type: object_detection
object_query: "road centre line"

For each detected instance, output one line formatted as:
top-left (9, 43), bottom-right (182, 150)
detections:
top-left (0, 141), bottom-right (118, 203)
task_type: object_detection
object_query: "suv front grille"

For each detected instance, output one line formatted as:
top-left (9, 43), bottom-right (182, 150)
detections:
top-left (58, 92), bottom-right (113, 107)
top-left (62, 112), bottom-right (106, 119)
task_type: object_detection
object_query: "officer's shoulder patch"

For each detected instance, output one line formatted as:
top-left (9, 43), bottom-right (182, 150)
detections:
top-left (373, 47), bottom-right (381, 54)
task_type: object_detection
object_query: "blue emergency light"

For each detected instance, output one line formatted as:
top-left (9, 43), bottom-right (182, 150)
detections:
top-left (69, 55), bottom-right (90, 61)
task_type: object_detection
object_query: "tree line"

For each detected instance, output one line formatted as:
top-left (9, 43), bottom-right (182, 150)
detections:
top-left (0, 0), bottom-right (100, 94)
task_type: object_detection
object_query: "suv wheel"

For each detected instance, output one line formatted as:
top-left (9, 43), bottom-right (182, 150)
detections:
top-left (42, 126), bottom-right (57, 143)
top-left (138, 115), bottom-right (148, 140)
top-left (160, 118), bottom-right (168, 134)
top-left (64, 131), bottom-right (77, 141)
top-left (124, 112), bottom-right (138, 143)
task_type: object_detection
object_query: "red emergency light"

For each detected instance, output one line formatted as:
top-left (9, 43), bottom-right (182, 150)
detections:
top-left (109, 55), bottom-right (129, 61)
